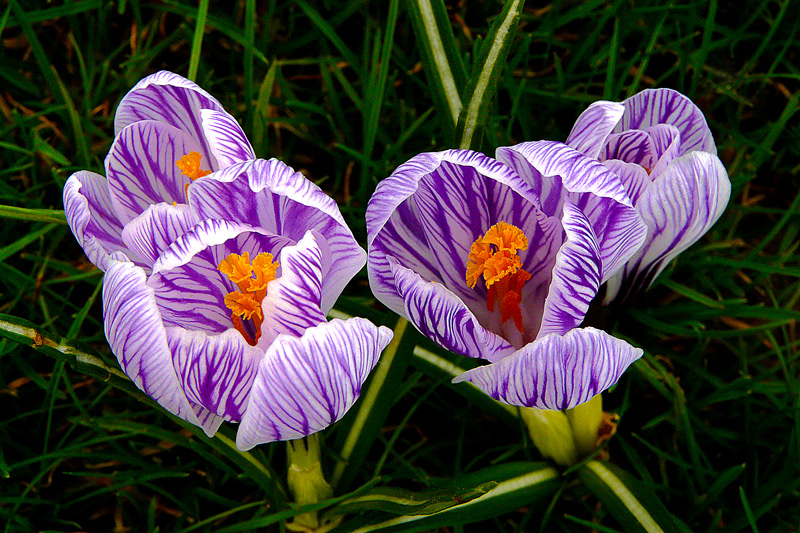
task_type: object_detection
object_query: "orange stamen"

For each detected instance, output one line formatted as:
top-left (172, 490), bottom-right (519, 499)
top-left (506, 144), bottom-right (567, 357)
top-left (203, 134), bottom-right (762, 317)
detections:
top-left (218, 251), bottom-right (280, 345)
top-left (466, 222), bottom-right (530, 334)
top-left (176, 151), bottom-right (212, 181)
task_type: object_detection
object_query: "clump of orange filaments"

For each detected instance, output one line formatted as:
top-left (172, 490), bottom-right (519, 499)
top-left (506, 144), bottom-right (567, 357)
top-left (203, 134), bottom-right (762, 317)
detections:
top-left (176, 151), bottom-right (212, 195)
top-left (218, 251), bottom-right (280, 346)
top-left (466, 221), bottom-right (531, 334)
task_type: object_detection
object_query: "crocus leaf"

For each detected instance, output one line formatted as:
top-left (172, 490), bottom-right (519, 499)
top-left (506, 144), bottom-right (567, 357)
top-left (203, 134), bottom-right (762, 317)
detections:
top-left (577, 460), bottom-right (688, 533)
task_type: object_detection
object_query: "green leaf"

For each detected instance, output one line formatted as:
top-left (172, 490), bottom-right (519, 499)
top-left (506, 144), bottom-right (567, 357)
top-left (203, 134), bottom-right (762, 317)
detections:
top-left (577, 460), bottom-right (687, 533)
top-left (334, 462), bottom-right (560, 532)
top-left (454, 0), bottom-right (525, 149)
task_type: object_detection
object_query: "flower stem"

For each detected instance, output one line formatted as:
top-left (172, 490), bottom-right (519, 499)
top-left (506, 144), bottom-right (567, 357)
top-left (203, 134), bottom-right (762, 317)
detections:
top-left (565, 394), bottom-right (604, 458)
top-left (286, 433), bottom-right (336, 532)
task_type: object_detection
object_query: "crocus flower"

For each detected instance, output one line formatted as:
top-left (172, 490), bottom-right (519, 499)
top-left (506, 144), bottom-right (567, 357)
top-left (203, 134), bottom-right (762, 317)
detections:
top-left (63, 72), bottom-right (392, 449)
top-left (565, 88), bottom-right (731, 303)
top-left (367, 147), bottom-right (645, 410)
top-left (64, 70), bottom-right (256, 271)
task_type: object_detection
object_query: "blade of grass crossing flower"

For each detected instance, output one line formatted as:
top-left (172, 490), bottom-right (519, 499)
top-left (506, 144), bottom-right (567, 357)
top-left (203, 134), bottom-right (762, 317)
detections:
top-left (455, 0), bottom-right (525, 150)
top-left (577, 460), bottom-right (686, 533)
top-left (338, 462), bottom-right (560, 532)
top-left (406, 0), bottom-right (467, 139)
top-left (331, 316), bottom-right (414, 491)
top-left (187, 0), bottom-right (210, 81)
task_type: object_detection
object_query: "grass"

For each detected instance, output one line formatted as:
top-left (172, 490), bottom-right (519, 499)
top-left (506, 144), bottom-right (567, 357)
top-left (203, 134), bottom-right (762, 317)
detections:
top-left (1, 0), bottom-right (799, 531)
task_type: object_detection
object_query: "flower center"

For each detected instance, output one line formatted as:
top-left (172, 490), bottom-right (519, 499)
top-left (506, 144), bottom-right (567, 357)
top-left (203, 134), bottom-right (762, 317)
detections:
top-left (466, 221), bottom-right (531, 335)
top-left (176, 151), bottom-right (212, 196)
top-left (218, 251), bottom-right (280, 346)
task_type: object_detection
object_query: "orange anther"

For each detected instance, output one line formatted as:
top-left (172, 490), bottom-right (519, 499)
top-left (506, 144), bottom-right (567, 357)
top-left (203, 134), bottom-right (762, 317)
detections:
top-left (176, 151), bottom-right (212, 181)
top-left (218, 251), bottom-right (280, 346)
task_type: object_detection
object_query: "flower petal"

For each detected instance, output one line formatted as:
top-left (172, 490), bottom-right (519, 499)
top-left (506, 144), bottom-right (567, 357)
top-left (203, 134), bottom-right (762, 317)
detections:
top-left (452, 327), bottom-right (643, 410)
top-left (388, 258), bottom-right (515, 362)
top-left (235, 318), bottom-right (393, 449)
top-left (538, 201), bottom-right (602, 337)
top-left (200, 109), bottom-right (256, 168)
top-left (604, 151), bottom-right (731, 303)
top-left (114, 70), bottom-right (223, 164)
top-left (64, 171), bottom-right (145, 270)
top-left (190, 159), bottom-right (365, 313)
top-left (566, 100), bottom-right (625, 159)
top-left (166, 327), bottom-right (263, 423)
top-left (121, 203), bottom-right (199, 265)
top-left (106, 120), bottom-right (204, 224)
top-left (103, 259), bottom-right (200, 426)
top-left (601, 160), bottom-right (651, 206)
top-left (497, 141), bottom-right (647, 282)
top-left (618, 88), bottom-right (716, 156)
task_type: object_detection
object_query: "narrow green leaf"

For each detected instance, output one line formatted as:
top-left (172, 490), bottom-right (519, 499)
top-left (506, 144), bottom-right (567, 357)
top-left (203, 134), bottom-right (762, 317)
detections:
top-left (0, 206), bottom-right (67, 224)
top-left (0, 224), bottom-right (58, 263)
top-left (454, 0), bottom-right (525, 149)
top-left (187, 0), bottom-right (210, 81)
top-left (577, 460), bottom-right (685, 533)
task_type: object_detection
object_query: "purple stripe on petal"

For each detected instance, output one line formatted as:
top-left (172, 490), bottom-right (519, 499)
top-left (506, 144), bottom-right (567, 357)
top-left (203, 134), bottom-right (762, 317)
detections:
top-left (566, 100), bottom-right (625, 158)
top-left (618, 88), bottom-right (716, 156)
top-left (121, 203), bottom-right (198, 265)
top-left (601, 160), bottom-right (652, 206)
top-left (167, 327), bottom-right (263, 422)
top-left (200, 109), bottom-right (256, 168)
top-left (600, 130), bottom-right (655, 168)
top-left (538, 201), bottom-right (602, 337)
top-left (452, 327), bottom-right (643, 410)
top-left (64, 172), bottom-right (146, 271)
top-left (103, 259), bottom-right (200, 426)
top-left (106, 120), bottom-right (205, 224)
top-left (189, 401), bottom-right (226, 437)
top-left (236, 318), bottom-right (393, 449)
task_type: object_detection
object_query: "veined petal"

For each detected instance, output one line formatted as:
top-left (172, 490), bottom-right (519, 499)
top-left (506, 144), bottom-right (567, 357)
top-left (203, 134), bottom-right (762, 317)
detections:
top-left (260, 231), bottom-right (328, 345)
top-left (538, 201), bottom-right (602, 337)
top-left (498, 141), bottom-right (647, 282)
top-left (604, 151), bottom-right (731, 303)
top-left (600, 130), bottom-right (655, 168)
top-left (121, 203), bottom-right (199, 265)
top-left (236, 318), bottom-right (393, 450)
top-left (618, 88), bottom-right (716, 156)
top-left (106, 120), bottom-right (204, 224)
top-left (190, 401), bottom-right (226, 437)
top-left (63, 171), bottom-right (145, 271)
top-left (566, 100), bottom-right (625, 159)
top-left (388, 258), bottom-right (515, 362)
top-left (601, 160), bottom-right (652, 206)
top-left (103, 259), bottom-right (200, 426)
top-left (114, 70), bottom-right (223, 164)
top-left (452, 327), bottom-right (643, 410)
top-left (200, 109), bottom-right (256, 168)
top-left (166, 327), bottom-right (263, 423)
top-left (190, 158), bottom-right (365, 313)
top-left (643, 124), bottom-right (681, 178)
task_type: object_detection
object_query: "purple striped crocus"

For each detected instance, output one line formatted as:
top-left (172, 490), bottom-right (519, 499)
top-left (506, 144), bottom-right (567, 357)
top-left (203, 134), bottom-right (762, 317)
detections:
top-left (566, 88), bottom-right (731, 303)
top-left (64, 72), bottom-right (392, 449)
top-left (366, 147), bottom-right (646, 410)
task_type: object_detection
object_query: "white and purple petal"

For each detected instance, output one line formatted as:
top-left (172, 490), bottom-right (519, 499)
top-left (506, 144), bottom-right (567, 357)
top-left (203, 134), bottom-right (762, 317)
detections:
top-left (121, 203), bottom-right (198, 265)
top-left (190, 159), bottom-right (365, 313)
top-left (236, 318), bottom-right (393, 450)
top-left (106, 120), bottom-right (205, 224)
top-left (617, 88), bottom-right (716, 156)
top-left (103, 259), bottom-right (200, 426)
top-left (63, 171), bottom-right (145, 271)
top-left (452, 327), bottom-right (643, 410)
top-left (565, 100), bottom-right (625, 159)
top-left (114, 70), bottom-right (224, 164)
top-left (200, 109), bottom-right (256, 168)
top-left (537, 201), bottom-right (602, 338)
top-left (166, 327), bottom-right (263, 423)
top-left (604, 151), bottom-right (731, 303)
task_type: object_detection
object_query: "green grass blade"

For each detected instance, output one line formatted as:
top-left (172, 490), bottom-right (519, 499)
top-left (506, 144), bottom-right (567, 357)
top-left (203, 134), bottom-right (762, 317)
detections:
top-left (187, 0), bottom-right (210, 81)
top-left (0, 206), bottom-right (67, 224)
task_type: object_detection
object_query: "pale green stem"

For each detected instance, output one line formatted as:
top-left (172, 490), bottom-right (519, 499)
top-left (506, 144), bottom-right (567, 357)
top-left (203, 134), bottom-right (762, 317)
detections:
top-left (518, 407), bottom-right (578, 467)
top-left (565, 393), bottom-right (604, 458)
top-left (286, 433), bottom-right (335, 531)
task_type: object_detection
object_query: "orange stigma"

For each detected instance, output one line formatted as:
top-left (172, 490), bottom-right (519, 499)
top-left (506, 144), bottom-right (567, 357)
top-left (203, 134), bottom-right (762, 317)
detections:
top-left (218, 251), bottom-right (280, 345)
top-left (466, 222), bottom-right (531, 334)
top-left (176, 151), bottom-right (212, 195)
